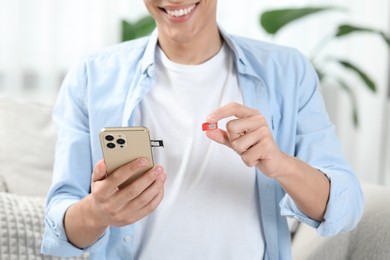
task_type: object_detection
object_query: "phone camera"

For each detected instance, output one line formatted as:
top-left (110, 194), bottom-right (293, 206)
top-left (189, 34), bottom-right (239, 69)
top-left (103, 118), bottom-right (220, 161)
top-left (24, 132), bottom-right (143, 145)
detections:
top-left (105, 135), bottom-right (114, 141)
top-left (107, 143), bottom-right (115, 149)
top-left (117, 138), bottom-right (126, 145)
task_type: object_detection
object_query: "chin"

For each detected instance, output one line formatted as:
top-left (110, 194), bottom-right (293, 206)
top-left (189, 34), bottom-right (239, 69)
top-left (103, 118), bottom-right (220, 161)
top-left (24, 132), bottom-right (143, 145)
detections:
top-left (161, 26), bottom-right (197, 44)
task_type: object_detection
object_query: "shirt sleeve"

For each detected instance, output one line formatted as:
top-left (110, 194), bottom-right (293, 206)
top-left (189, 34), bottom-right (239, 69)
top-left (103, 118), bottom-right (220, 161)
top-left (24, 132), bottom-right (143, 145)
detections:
top-left (278, 50), bottom-right (364, 236)
top-left (40, 60), bottom-right (110, 256)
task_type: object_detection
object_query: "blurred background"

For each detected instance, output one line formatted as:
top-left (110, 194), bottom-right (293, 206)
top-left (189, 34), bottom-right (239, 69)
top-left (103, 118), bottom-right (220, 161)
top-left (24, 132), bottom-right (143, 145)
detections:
top-left (0, 0), bottom-right (389, 186)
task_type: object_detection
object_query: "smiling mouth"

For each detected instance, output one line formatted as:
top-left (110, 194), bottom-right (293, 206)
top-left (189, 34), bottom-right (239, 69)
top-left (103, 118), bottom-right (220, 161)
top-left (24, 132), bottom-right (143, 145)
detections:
top-left (160, 3), bottom-right (198, 18)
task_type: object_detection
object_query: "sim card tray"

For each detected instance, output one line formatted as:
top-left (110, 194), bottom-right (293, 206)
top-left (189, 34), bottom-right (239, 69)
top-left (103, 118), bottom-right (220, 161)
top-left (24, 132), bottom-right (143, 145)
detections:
top-left (150, 140), bottom-right (164, 148)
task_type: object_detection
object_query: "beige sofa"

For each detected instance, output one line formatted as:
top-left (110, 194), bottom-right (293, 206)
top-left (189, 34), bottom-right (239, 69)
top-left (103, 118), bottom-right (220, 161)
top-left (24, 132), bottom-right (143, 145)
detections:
top-left (291, 183), bottom-right (390, 260)
top-left (0, 95), bottom-right (389, 259)
top-left (0, 95), bottom-right (89, 259)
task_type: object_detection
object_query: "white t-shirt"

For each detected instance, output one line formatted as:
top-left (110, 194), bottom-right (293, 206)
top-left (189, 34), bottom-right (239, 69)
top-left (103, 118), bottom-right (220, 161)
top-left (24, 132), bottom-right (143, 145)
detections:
top-left (132, 44), bottom-right (264, 259)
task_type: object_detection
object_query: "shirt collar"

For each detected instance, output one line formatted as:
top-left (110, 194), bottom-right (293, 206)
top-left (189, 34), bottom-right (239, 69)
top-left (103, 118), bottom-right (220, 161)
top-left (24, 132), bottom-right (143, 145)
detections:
top-left (218, 27), bottom-right (262, 80)
top-left (141, 29), bottom-right (159, 77)
top-left (140, 27), bottom-right (262, 80)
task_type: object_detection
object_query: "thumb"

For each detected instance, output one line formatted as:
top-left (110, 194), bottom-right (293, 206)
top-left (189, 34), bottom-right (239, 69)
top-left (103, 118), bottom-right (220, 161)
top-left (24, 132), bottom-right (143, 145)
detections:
top-left (92, 159), bottom-right (108, 182)
top-left (205, 129), bottom-right (232, 148)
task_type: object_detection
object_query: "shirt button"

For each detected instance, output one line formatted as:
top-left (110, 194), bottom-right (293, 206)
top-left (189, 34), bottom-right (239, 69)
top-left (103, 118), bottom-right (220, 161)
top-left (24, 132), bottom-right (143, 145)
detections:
top-left (123, 236), bottom-right (132, 242)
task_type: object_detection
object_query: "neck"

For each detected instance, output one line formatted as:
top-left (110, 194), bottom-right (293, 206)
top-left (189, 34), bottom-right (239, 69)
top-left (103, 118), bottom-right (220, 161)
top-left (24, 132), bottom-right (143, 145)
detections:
top-left (158, 26), bottom-right (223, 65)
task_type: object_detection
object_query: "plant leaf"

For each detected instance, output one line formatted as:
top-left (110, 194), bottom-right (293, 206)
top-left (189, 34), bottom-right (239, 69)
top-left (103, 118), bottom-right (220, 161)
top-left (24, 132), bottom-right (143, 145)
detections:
top-left (336, 59), bottom-right (377, 92)
top-left (260, 7), bottom-right (340, 34)
top-left (133, 16), bottom-right (156, 36)
top-left (335, 24), bottom-right (378, 37)
top-left (380, 32), bottom-right (390, 48)
top-left (336, 24), bottom-right (390, 49)
top-left (122, 20), bottom-right (136, 42)
top-left (121, 16), bottom-right (156, 42)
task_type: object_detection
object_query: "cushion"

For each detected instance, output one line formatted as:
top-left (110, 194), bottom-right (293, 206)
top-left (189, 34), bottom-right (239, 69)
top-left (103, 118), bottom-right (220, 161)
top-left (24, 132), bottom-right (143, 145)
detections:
top-left (291, 182), bottom-right (390, 260)
top-left (0, 96), bottom-right (56, 197)
top-left (0, 191), bottom-right (90, 259)
top-left (0, 175), bottom-right (89, 259)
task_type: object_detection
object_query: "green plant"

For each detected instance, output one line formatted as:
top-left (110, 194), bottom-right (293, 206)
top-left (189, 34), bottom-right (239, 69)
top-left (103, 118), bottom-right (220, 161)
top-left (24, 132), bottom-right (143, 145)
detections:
top-left (122, 15), bottom-right (156, 42)
top-left (259, 6), bottom-right (390, 126)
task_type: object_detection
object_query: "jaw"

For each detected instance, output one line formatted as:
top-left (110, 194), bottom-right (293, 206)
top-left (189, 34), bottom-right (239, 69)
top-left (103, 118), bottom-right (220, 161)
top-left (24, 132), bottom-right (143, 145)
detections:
top-left (152, 1), bottom-right (221, 64)
top-left (155, 1), bottom-right (202, 45)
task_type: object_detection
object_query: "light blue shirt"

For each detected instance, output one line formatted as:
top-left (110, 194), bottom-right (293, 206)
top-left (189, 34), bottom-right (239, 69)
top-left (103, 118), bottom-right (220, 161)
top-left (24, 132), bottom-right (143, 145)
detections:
top-left (41, 28), bottom-right (364, 260)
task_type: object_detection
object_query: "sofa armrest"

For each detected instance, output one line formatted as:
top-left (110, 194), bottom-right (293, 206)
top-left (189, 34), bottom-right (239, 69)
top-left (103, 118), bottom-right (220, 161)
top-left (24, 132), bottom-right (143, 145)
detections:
top-left (0, 95), bottom-right (56, 197)
top-left (291, 182), bottom-right (390, 260)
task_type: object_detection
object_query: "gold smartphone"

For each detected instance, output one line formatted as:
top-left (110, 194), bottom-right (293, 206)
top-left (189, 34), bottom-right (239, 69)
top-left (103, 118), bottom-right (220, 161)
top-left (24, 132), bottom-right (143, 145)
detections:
top-left (99, 127), bottom-right (154, 188)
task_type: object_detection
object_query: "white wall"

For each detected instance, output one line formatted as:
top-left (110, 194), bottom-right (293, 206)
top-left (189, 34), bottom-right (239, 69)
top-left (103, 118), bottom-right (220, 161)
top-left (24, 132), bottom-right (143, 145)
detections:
top-left (218, 0), bottom-right (390, 186)
top-left (0, 0), bottom-right (389, 185)
top-left (0, 0), bottom-right (133, 103)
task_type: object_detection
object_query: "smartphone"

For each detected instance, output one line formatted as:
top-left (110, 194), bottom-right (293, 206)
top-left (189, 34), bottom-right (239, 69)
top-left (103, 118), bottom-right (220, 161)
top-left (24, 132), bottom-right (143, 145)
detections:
top-left (99, 126), bottom-right (154, 188)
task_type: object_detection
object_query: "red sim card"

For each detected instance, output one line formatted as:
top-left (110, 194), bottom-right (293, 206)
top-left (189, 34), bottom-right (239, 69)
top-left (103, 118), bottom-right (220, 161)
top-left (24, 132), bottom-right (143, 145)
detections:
top-left (202, 122), bottom-right (218, 131)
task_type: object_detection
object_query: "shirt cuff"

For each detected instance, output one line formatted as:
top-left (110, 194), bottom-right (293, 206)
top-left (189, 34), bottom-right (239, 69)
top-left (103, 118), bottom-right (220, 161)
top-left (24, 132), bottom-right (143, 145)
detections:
top-left (279, 195), bottom-right (320, 229)
top-left (316, 168), bottom-right (364, 236)
top-left (41, 198), bottom-right (110, 257)
top-left (280, 168), bottom-right (364, 237)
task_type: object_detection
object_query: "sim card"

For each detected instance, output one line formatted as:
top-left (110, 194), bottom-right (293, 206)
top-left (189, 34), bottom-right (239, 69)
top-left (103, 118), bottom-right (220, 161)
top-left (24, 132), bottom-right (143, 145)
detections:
top-left (150, 140), bottom-right (164, 147)
top-left (202, 122), bottom-right (218, 131)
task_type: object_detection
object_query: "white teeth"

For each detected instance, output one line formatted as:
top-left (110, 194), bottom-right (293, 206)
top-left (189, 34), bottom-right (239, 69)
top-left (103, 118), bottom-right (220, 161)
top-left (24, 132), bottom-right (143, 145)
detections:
top-left (166, 4), bottom-right (196, 17)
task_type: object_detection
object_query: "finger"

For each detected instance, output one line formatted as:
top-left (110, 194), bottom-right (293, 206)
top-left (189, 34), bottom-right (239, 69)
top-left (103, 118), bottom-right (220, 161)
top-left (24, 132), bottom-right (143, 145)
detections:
top-left (112, 168), bottom-right (165, 225)
top-left (240, 128), bottom-right (275, 167)
top-left (129, 174), bottom-right (165, 211)
top-left (123, 188), bottom-right (165, 225)
top-left (114, 165), bottom-right (164, 206)
top-left (207, 102), bottom-right (259, 123)
top-left (226, 115), bottom-right (267, 141)
top-left (205, 129), bottom-right (232, 148)
top-left (91, 160), bottom-right (119, 200)
top-left (96, 165), bottom-right (164, 221)
top-left (106, 158), bottom-right (150, 188)
top-left (230, 130), bottom-right (261, 155)
top-left (92, 160), bottom-right (108, 182)
top-left (240, 140), bottom-right (267, 167)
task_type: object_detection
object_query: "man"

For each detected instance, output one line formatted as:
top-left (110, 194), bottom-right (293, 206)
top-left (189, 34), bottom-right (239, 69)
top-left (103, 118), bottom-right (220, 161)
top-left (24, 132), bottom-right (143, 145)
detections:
top-left (41, 0), bottom-right (364, 259)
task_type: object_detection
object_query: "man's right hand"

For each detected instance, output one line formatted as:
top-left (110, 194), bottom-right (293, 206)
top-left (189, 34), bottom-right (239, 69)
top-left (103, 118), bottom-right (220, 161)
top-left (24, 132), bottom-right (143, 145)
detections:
top-left (64, 159), bottom-right (166, 249)
top-left (90, 158), bottom-right (166, 227)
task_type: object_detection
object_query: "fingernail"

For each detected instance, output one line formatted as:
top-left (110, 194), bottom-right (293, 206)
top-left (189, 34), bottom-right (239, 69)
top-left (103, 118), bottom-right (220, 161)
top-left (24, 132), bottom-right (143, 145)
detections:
top-left (207, 114), bottom-right (215, 122)
top-left (137, 158), bottom-right (147, 167)
top-left (154, 165), bottom-right (163, 174)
